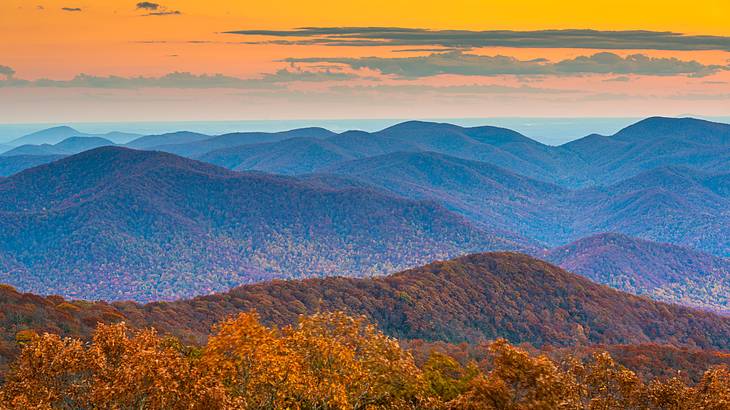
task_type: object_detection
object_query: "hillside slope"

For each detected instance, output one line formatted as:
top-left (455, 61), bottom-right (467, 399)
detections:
top-left (0, 154), bottom-right (65, 177)
top-left (116, 252), bottom-right (730, 351)
top-left (547, 233), bottom-right (730, 312)
top-left (0, 147), bottom-right (521, 301)
top-left (5, 252), bottom-right (730, 378)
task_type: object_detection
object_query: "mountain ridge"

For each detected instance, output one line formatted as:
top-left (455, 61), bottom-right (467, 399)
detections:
top-left (0, 146), bottom-right (523, 301)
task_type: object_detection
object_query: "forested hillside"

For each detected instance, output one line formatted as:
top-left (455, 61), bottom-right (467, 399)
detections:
top-left (5, 252), bottom-right (730, 381)
top-left (0, 147), bottom-right (521, 301)
top-left (548, 233), bottom-right (730, 312)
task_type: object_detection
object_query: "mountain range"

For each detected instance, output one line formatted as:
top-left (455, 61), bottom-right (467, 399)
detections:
top-left (6, 116), bottom-right (729, 186)
top-left (1, 116), bottom-right (730, 309)
top-left (0, 147), bottom-right (521, 301)
top-left (1, 136), bottom-right (116, 157)
top-left (7, 126), bottom-right (138, 146)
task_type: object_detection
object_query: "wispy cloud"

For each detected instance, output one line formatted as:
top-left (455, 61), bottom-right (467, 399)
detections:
top-left (226, 27), bottom-right (730, 52)
top-left (285, 51), bottom-right (729, 78)
top-left (261, 68), bottom-right (362, 82)
top-left (61, 7), bottom-right (82, 12)
top-left (0, 69), bottom-right (361, 89)
top-left (328, 83), bottom-right (581, 96)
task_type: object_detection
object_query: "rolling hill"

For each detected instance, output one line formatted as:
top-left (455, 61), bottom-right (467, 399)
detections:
top-left (194, 117), bottom-right (730, 190)
top-left (9, 126), bottom-right (138, 146)
top-left (5, 252), bottom-right (730, 379)
top-left (1, 136), bottom-right (115, 157)
top-left (201, 137), bottom-right (363, 174)
top-left (0, 147), bottom-right (522, 302)
top-left (547, 233), bottom-right (730, 312)
top-left (118, 252), bottom-right (730, 349)
top-left (561, 117), bottom-right (730, 186)
top-left (151, 127), bottom-right (337, 157)
top-left (125, 131), bottom-right (211, 149)
top-left (315, 159), bottom-right (730, 255)
top-left (0, 154), bottom-right (65, 177)
top-left (199, 121), bottom-right (569, 182)
top-left (321, 151), bottom-right (566, 236)
top-left (566, 167), bottom-right (730, 256)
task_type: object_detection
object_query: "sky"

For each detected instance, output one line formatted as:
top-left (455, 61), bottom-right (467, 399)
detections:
top-left (2, 0), bottom-right (730, 123)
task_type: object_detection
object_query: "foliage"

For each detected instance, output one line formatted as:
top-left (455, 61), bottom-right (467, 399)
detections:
top-left (547, 233), bottom-right (730, 313)
top-left (2, 313), bottom-right (730, 409)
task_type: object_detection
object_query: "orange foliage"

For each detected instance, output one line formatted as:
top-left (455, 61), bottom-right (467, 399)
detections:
top-left (1, 312), bottom-right (729, 409)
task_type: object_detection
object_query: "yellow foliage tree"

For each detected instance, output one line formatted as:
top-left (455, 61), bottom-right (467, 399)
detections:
top-left (2, 314), bottom-right (730, 409)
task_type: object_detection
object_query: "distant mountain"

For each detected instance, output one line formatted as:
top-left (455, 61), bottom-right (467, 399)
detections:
top-left (0, 147), bottom-right (522, 302)
top-left (125, 131), bottom-right (211, 149)
top-left (376, 121), bottom-right (569, 180)
top-left (0, 144), bottom-right (10, 154)
top-left (313, 153), bottom-right (730, 255)
top-left (54, 136), bottom-right (115, 152)
top-left (286, 145), bottom-right (728, 257)
top-left (194, 117), bottom-right (730, 190)
top-left (116, 252), bottom-right (730, 350)
top-left (0, 154), bottom-right (65, 177)
top-left (201, 137), bottom-right (363, 174)
top-left (153, 127), bottom-right (337, 157)
top-left (199, 131), bottom-right (422, 174)
top-left (0, 144), bottom-right (64, 157)
top-left (561, 117), bottom-right (730, 186)
top-left (321, 151), bottom-right (566, 237)
top-left (1, 136), bottom-right (116, 157)
top-left (9, 126), bottom-right (83, 146)
top-left (568, 167), bottom-right (730, 256)
top-left (9, 126), bottom-right (139, 146)
top-left (199, 121), bottom-right (569, 183)
top-left (547, 233), bottom-right (730, 312)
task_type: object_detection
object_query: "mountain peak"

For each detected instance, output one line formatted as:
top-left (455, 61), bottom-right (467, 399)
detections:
top-left (614, 116), bottom-right (730, 143)
top-left (10, 125), bottom-right (83, 145)
top-left (381, 120), bottom-right (461, 133)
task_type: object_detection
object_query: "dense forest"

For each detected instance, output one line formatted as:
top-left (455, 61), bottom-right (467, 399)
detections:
top-left (116, 252), bottom-right (730, 349)
top-left (4, 252), bottom-right (730, 384)
top-left (547, 233), bottom-right (730, 312)
top-left (0, 147), bottom-right (520, 301)
top-left (2, 312), bottom-right (729, 409)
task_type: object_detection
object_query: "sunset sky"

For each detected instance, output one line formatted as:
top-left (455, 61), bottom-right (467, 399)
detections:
top-left (2, 0), bottom-right (730, 122)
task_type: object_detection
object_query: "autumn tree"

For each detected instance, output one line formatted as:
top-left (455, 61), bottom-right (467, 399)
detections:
top-left (3, 313), bottom-right (730, 409)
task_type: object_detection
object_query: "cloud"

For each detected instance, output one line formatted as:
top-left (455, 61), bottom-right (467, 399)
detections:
top-left (0, 65), bottom-right (15, 79)
top-left (0, 69), bottom-right (361, 89)
top-left (145, 10), bottom-right (181, 16)
top-left (225, 27), bottom-right (730, 52)
top-left (0, 72), bottom-right (271, 89)
top-left (604, 76), bottom-right (632, 82)
top-left (136, 2), bottom-right (180, 16)
top-left (261, 68), bottom-right (362, 82)
top-left (61, 7), bottom-right (82, 12)
top-left (136, 2), bottom-right (160, 10)
top-left (285, 51), bottom-right (729, 78)
top-left (328, 83), bottom-right (580, 96)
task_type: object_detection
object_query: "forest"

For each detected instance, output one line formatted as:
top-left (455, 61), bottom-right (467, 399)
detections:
top-left (2, 311), bottom-right (729, 409)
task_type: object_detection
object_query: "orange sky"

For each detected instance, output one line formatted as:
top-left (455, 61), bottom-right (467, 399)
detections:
top-left (1, 0), bottom-right (730, 121)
